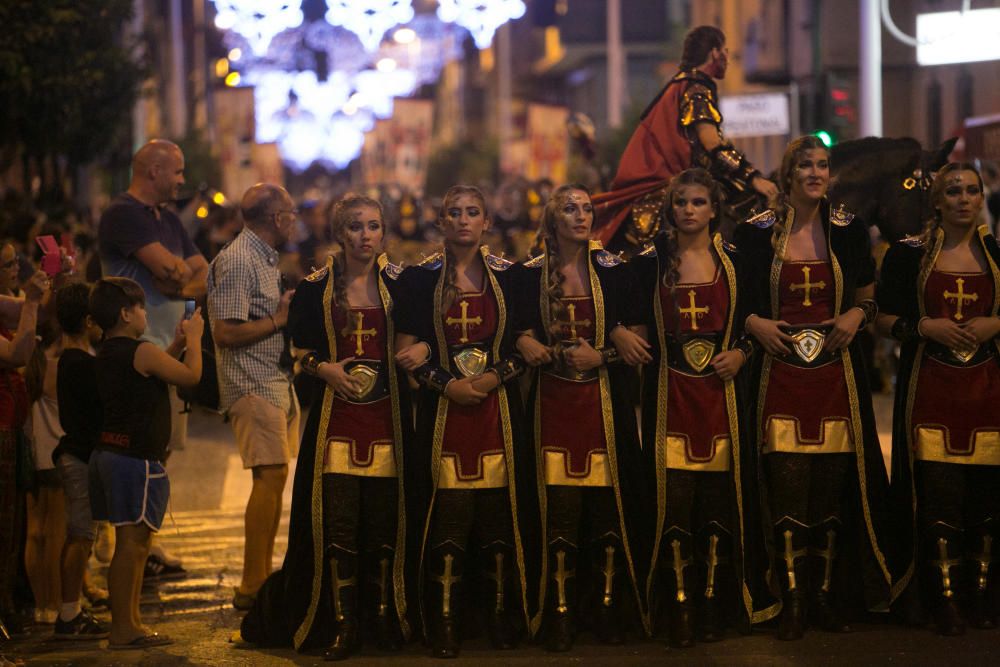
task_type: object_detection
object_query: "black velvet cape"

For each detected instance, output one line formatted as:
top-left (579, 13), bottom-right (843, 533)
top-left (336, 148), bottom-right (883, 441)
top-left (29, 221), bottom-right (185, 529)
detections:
top-left (240, 255), bottom-right (417, 651)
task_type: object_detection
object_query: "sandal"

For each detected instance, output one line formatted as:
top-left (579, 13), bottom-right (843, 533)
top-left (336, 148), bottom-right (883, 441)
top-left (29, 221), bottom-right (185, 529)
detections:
top-left (107, 632), bottom-right (174, 650)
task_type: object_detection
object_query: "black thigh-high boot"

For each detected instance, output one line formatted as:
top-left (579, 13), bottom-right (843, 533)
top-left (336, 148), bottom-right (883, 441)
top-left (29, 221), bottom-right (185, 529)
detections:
top-left (544, 537), bottom-right (577, 652)
top-left (368, 545), bottom-right (402, 651)
top-left (324, 545), bottom-right (361, 661)
top-left (696, 522), bottom-right (731, 643)
top-left (809, 517), bottom-right (851, 633)
top-left (925, 522), bottom-right (965, 636)
top-left (661, 526), bottom-right (695, 648)
top-left (481, 540), bottom-right (519, 649)
top-left (426, 541), bottom-right (464, 658)
top-left (967, 520), bottom-right (996, 630)
top-left (774, 517), bottom-right (809, 641)
top-left (591, 533), bottom-right (626, 645)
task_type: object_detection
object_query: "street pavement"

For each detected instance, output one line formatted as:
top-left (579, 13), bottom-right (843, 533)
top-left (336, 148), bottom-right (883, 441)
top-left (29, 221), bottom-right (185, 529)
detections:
top-left (4, 396), bottom-right (999, 665)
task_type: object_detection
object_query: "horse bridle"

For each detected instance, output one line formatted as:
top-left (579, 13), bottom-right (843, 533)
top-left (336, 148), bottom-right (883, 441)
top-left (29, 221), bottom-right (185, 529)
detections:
top-left (902, 168), bottom-right (934, 191)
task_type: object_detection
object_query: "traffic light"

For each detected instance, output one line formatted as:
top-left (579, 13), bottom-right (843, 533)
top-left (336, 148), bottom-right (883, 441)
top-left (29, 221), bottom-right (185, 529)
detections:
top-left (815, 74), bottom-right (856, 145)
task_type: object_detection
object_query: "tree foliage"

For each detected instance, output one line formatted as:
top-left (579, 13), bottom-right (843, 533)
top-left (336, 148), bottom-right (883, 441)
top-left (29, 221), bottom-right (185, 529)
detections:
top-left (0, 0), bottom-right (147, 171)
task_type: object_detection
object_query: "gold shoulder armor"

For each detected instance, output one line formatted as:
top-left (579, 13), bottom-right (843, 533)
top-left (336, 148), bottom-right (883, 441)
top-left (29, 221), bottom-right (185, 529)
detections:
top-left (304, 265), bottom-right (329, 282)
top-left (594, 249), bottom-right (624, 267)
top-left (899, 235), bottom-right (925, 248)
top-left (744, 209), bottom-right (777, 229)
top-left (830, 203), bottom-right (855, 227)
top-left (383, 261), bottom-right (403, 280)
top-left (417, 252), bottom-right (443, 270)
top-left (680, 85), bottom-right (722, 127)
top-left (638, 242), bottom-right (657, 258)
top-left (523, 254), bottom-right (544, 269)
top-left (486, 253), bottom-right (513, 271)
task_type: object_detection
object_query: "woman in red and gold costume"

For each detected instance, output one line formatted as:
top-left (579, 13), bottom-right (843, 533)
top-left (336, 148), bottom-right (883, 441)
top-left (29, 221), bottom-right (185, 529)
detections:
top-left (877, 163), bottom-right (1000, 636)
top-left (393, 185), bottom-right (539, 658)
top-left (240, 196), bottom-right (413, 660)
top-left (514, 184), bottom-right (651, 651)
top-left (735, 135), bottom-right (903, 640)
top-left (631, 168), bottom-right (777, 648)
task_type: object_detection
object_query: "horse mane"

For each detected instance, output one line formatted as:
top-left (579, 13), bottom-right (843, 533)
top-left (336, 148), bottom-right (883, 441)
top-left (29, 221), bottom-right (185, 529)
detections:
top-left (831, 136), bottom-right (923, 165)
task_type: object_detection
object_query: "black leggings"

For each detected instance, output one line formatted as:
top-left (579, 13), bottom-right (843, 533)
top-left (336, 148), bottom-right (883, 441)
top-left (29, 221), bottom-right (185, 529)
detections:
top-left (663, 470), bottom-right (731, 534)
top-left (916, 461), bottom-right (1000, 531)
top-left (546, 486), bottom-right (619, 546)
top-left (322, 473), bottom-right (399, 553)
top-left (428, 488), bottom-right (514, 550)
top-left (765, 453), bottom-right (851, 526)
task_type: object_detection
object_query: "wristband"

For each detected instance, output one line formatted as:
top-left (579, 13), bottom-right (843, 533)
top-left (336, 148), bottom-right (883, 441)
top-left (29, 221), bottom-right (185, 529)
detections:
top-left (300, 351), bottom-right (327, 376)
top-left (854, 299), bottom-right (878, 329)
top-left (915, 316), bottom-right (931, 339)
top-left (490, 355), bottom-right (526, 383)
top-left (600, 346), bottom-right (621, 365)
top-left (413, 363), bottom-right (455, 394)
top-left (731, 333), bottom-right (756, 361)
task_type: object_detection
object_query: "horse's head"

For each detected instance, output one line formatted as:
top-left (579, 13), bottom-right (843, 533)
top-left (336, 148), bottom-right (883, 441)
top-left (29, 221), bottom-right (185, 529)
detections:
top-left (829, 136), bottom-right (957, 242)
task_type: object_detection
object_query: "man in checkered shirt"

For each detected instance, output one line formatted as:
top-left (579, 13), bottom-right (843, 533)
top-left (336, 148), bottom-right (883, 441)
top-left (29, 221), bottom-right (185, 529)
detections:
top-left (207, 183), bottom-right (300, 611)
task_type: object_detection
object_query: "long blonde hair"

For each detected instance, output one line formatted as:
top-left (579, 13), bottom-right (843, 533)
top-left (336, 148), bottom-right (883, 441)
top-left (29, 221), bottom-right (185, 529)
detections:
top-left (328, 195), bottom-right (384, 336)
top-left (918, 162), bottom-right (984, 274)
top-left (438, 185), bottom-right (490, 312)
top-left (772, 135), bottom-right (831, 254)
top-left (539, 184), bottom-right (592, 337)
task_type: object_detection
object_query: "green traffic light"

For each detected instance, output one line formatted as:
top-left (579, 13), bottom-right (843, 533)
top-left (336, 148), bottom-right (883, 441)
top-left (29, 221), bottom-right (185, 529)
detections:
top-left (814, 130), bottom-right (834, 147)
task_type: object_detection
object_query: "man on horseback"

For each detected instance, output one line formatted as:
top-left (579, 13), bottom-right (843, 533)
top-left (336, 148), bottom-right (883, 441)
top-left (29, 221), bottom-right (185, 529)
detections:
top-left (593, 25), bottom-right (778, 251)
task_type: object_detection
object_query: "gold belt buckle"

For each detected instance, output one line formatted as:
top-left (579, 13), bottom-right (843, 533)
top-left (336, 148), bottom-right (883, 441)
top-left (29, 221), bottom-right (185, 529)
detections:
top-left (682, 338), bottom-right (715, 373)
top-left (951, 345), bottom-right (978, 364)
top-left (348, 363), bottom-right (378, 399)
top-left (453, 347), bottom-right (488, 377)
top-left (790, 329), bottom-right (825, 363)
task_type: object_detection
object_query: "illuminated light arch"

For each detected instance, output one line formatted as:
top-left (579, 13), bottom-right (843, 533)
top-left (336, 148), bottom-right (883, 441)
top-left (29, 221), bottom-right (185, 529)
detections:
top-left (324, 0), bottom-right (415, 52)
top-left (212, 1), bottom-right (304, 56)
top-left (436, 0), bottom-right (526, 49)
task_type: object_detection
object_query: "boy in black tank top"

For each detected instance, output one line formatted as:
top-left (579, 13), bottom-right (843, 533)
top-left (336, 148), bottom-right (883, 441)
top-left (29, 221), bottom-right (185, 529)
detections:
top-left (88, 278), bottom-right (203, 649)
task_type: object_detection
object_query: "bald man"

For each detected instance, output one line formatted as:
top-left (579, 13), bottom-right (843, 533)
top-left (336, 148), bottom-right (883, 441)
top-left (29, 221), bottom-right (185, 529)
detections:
top-left (207, 183), bottom-right (299, 609)
top-left (98, 140), bottom-right (209, 578)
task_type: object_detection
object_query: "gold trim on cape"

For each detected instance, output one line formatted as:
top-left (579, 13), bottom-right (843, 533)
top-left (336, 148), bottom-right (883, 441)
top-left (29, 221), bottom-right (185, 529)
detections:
top-left (295, 253), bottom-right (411, 647)
top-left (531, 240), bottom-right (648, 636)
top-left (416, 245), bottom-right (532, 637)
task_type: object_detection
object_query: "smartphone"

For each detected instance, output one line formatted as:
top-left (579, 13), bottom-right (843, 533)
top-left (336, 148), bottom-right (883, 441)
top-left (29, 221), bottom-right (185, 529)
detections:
top-left (183, 299), bottom-right (197, 320)
top-left (35, 235), bottom-right (62, 277)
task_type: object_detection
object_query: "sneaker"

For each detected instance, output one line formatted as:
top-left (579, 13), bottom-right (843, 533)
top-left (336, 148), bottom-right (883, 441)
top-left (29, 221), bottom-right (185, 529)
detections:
top-left (83, 586), bottom-right (110, 609)
top-left (232, 587), bottom-right (256, 612)
top-left (53, 610), bottom-right (110, 640)
top-left (143, 554), bottom-right (187, 582)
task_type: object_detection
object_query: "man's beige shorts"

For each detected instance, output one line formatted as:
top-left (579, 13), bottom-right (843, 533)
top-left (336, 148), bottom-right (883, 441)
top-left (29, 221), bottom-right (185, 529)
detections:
top-left (228, 392), bottom-right (301, 469)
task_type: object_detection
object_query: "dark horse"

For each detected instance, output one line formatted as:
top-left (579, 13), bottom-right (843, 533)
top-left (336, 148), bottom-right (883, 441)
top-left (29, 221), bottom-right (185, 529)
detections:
top-left (598, 136), bottom-right (957, 254)
top-left (828, 136), bottom-right (956, 242)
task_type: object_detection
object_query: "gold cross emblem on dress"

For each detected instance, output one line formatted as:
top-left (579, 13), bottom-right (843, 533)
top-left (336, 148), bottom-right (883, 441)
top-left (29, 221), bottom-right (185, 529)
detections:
top-left (556, 303), bottom-right (592, 339)
top-left (679, 290), bottom-right (709, 331)
top-left (943, 277), bottom-right (978, 321)
top-left (445, 300), bottom-right (482, 343)
top-left (790, 266), bottom-right (826, 307)
top-left (349, 311), bottom-right (377, 356)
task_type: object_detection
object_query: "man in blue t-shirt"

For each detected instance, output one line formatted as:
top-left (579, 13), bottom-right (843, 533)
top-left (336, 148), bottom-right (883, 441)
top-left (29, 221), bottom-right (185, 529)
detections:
top-left (98, 139), bottom-right (208, 580)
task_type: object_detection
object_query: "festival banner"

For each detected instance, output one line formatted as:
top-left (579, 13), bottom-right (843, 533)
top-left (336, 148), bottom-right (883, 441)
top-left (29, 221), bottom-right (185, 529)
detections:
top-left (389, 98), bottom-right (434, 192)
top-left (527, 103), bottom-right (569, 183)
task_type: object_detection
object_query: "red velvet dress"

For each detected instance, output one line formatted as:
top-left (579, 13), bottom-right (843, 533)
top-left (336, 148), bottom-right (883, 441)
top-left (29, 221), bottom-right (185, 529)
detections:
top-left (539, 296), bottom-right (610, 486)
top-left (322, 306), bottom-right (397, 477)
top-left (760, 261), bottom-right (853, 453)
top-left (660, 269), bottom-right (732, 470)
top-left (439, 287), bottom-right (506, 488)
top-left (911, 270), bottom-right (1000, 464)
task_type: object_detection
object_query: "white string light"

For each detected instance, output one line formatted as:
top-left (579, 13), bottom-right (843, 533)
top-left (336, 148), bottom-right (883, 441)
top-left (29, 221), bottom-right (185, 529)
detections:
top-left (436, 0), bottom-right (525, 49)
top-left (324, 0), bottom-right (415, 52)
top-left (212, 1), bottom-right (304, 56)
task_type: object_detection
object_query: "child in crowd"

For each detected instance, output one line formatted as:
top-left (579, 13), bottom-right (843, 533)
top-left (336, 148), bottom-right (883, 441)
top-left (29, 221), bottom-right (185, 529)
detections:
top-left (87, 277), bottom-right (202, 649)
top-left (51, 282), bottom-right (109, 639)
